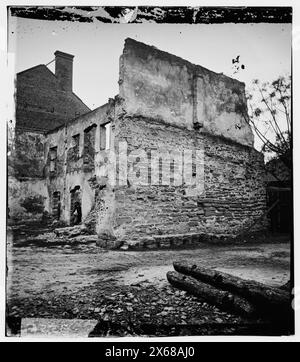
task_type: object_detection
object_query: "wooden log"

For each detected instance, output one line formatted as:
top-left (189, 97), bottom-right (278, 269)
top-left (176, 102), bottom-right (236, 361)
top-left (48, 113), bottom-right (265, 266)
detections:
top-left (167, 271), bottom-right (257, 317)
top-left (173, 261), bottom-right (290, 318)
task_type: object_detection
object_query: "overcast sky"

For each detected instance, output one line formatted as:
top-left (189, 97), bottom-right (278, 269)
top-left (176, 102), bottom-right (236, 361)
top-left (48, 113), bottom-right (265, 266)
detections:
top-left (9, 17), bottom-right (291, 110)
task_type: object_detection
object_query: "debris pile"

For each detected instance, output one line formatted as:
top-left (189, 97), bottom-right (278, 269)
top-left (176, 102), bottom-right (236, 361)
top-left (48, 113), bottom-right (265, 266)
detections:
top-left (13, 224), bottom-right (99, 247)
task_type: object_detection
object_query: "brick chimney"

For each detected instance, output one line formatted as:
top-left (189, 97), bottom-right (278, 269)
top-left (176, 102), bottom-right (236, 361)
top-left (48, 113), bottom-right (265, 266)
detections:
top-left (54, 50), bottom-right (74, 92)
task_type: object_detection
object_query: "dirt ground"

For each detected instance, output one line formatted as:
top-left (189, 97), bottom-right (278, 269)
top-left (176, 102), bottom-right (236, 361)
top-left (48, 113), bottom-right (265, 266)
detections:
top-left (6, 227), bottom-right (291, 336)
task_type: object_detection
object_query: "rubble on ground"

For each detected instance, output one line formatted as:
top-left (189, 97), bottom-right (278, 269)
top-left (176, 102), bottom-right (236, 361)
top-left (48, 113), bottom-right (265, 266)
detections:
top-left (12, 223), bottom-right (99, 247)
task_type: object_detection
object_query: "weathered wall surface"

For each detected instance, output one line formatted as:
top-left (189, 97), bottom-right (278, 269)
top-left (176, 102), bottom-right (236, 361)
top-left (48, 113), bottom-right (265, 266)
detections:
top-left (112, 116), bottom-right (266, 248)
top-left (9, 130), bottom-right (45, 179)
top-left (45, 103), bottom-right (116, 234)
top-left (8, 176), bottom-right (48, 220)
top-left (119, 38), bottom-right (254, 147)
top-left (8, 130), bottom-right (48, 220)
top-left (10, 58), bottom-right (91, 221)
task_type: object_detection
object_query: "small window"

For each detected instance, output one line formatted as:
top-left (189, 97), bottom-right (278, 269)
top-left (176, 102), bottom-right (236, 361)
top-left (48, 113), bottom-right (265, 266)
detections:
top-left (105, 123), bottom-right (111, 150)
top-left (73, 134), bottom-right (80, 147)
top-left (49, 146), bottom-right (58, 173)
top-left (72, 134), bottom-right (80, 156)
top-left (192, 152), bottom-right (196, 178)
top-left (100, 122), bottom-right (111, 151)
top-left (83, 124), bottom-right (97, 172)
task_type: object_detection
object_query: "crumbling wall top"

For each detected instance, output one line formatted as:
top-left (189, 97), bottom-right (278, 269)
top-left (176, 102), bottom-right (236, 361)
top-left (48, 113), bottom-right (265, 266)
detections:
top-left (119, 38), bottom-right (254, 147)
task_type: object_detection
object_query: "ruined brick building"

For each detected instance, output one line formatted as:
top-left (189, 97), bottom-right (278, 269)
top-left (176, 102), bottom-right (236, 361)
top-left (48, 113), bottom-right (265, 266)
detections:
top-left (9, 38), bottom-right (267, 249)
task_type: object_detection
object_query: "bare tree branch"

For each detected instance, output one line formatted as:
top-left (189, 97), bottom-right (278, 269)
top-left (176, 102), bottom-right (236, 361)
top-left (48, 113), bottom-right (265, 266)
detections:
top-left (247, 75), bottom-right (291, 169)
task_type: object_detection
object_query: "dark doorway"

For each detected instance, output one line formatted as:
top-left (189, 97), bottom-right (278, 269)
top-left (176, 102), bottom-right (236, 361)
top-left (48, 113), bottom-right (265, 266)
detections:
top-left (267, 183), bottom-right (292, 233)
top-left (70, 186), bottom-right (82, 225)
top-left (52, 191), bottom-right (61, 220)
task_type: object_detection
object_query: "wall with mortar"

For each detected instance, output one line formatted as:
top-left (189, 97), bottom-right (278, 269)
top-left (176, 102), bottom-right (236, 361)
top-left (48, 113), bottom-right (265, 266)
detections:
top-left (111, 116), bottom-right (266, 249)
top-left (119, 38), bottom-right (253, 147)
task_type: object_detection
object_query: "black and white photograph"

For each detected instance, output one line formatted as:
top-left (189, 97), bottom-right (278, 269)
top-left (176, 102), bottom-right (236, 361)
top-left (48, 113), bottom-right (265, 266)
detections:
top-left (1, 2), bottom-right (298, 343)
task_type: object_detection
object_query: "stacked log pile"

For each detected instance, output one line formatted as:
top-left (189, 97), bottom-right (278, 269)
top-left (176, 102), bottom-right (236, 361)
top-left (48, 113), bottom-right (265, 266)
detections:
top-left (167, 261), bottom-right (291, 323)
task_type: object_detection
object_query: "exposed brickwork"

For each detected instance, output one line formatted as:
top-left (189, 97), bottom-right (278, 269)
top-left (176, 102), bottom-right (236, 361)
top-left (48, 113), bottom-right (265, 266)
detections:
top-left (16, 65), bottom-right (90, 132)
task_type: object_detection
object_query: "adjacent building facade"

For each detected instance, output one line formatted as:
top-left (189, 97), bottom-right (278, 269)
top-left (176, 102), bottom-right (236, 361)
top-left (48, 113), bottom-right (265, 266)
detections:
top-left (9, 38), bottom-right (267, 249)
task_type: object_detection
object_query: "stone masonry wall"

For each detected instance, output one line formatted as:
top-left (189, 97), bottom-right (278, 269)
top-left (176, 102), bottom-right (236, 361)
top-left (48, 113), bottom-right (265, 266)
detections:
top-left (112, 116), bottom-right (266, 248)
top-left (102, 38), bottom-right (267, 249)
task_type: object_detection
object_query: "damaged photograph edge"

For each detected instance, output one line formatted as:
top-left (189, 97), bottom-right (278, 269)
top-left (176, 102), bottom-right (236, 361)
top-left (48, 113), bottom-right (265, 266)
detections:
top-left (0, 0), bottom-right (299, 344)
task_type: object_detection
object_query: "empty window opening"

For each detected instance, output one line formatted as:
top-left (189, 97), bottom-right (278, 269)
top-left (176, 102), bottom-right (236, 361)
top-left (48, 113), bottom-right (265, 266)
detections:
top-left (70, 186), bottom-right (82, 225)
top-left (192, 151), bottom-right (197, 178)
top-left (52, 191), bottom-right (61, 220)
top-left (100, 122), bottom-right (111, 151)
top-left (49, 146), bottom-right (58, 174)
top-left (72, 134), bottom-right (80, 155)
top-left (66, 134), bottom-right (80, 168)
top-left (83, 124), bottom-right (97, 172)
